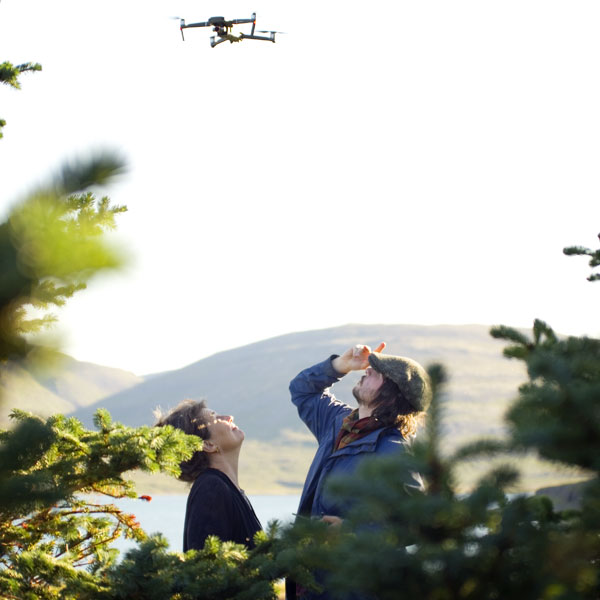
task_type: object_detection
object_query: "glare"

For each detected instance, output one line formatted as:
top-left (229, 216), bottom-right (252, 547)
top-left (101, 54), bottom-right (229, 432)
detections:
top-left (1, 0), bottom-right (599, 374)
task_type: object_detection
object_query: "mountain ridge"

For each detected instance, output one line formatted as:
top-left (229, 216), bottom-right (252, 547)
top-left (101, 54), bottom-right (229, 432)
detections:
top-left (67, 323), bottom-right (523, 448)
top-left (2, 324), bottom-right (589, 494)
top-left (0, 353), bottom-right (142, 425)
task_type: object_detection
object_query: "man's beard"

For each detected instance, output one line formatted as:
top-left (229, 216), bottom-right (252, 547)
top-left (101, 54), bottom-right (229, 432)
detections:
top-left (352, 379), bottom-right (368, 406)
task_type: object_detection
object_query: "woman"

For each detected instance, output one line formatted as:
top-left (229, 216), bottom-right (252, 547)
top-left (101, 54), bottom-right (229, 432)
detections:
top-left (155, 399), bottom-right (262, 551)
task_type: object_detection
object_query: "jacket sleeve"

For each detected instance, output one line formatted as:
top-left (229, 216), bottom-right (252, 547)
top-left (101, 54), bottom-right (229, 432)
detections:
top-left (289, 355), bottom-right (352, 443)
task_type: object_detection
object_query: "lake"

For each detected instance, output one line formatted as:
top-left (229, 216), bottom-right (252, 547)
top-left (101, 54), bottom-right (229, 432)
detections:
top-left (112, 494), bottom-right (300, 555)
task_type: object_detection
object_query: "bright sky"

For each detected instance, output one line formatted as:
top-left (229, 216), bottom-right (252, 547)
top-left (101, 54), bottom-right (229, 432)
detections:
top-left (1, 0), bottom-right (599, 375)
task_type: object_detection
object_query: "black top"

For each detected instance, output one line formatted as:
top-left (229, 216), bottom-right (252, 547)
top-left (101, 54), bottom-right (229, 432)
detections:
top-left (183, 468), bottom-right (263, 551)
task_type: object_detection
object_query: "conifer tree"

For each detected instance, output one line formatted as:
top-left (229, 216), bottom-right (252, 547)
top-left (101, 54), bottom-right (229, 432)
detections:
top-left (281, 238), bottom-right (600, 599)
top-left (0, 153), bottom-right (127, 362)
top-left (0, 408), bottom-right (202, 599)
top-left (0, 150), bottom-right (206, 598)
top-left (0, 53), bottom-right (287, 600)
top-left (0, 154), bottom-right (289, 598)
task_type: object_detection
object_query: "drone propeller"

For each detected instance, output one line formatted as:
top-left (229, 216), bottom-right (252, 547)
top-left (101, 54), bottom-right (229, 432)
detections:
top-left (169, 16), bottom-right (186, 40)
top-left (258, 30), bottom-right (286, 34)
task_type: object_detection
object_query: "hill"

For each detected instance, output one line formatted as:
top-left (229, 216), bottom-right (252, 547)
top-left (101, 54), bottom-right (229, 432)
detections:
top-left (3, 324), bottom-right (589, 495)
top-left (69, 323), bottom-right (589, 494)
top-left (0, 353), bottom-right (142, 426)
top-left (70, 324), bottom-right (523, 442)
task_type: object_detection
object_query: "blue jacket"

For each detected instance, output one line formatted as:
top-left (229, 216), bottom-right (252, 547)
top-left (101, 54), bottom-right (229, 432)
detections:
top-left (290, 356), bottom-right (414, 519)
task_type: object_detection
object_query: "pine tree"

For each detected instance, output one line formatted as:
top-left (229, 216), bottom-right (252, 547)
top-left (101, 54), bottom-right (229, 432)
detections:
top-left (0, 151), bottom-right (207, 598)
top-left (0, 153), bottom-right (128, 362)
top-left (281, 239), bottom-right (600, 599)
top-left (89, 527), bottom-right (290, 600)
top-left (0, 409), bottom-right (202, 599)
top-left (0, 52), bottom-right (286, 599)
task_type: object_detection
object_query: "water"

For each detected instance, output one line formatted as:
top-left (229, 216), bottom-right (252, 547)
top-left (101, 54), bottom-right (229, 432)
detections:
top-left (112, 494), bottom-right (300, 555)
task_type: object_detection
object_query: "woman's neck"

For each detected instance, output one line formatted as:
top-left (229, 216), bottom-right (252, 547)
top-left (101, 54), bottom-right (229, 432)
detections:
top-left (208, 451), bottom-right (240, 489)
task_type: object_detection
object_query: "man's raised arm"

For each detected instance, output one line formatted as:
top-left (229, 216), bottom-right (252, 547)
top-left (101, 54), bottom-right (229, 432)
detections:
top-left (289, 343), bottom-right (385, 442)
top-left (331, 342), bottom-right (386, 374)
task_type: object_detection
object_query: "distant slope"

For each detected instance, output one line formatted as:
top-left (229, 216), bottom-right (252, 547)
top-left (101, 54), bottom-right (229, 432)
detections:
top-left (0, 354), bottom-right (142, 425)
top-left (2, 324), bottom-right (588, 495)
top-left (69, 324), bottom-right (526, 450)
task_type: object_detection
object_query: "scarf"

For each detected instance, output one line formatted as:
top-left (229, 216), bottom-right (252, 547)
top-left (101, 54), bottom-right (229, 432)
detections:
top-left (333, 409), bottom-right (383, 452)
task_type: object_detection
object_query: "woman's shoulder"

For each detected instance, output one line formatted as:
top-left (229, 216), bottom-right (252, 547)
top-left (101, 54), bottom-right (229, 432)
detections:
top-left (189, 469), bottom-right (235, 498)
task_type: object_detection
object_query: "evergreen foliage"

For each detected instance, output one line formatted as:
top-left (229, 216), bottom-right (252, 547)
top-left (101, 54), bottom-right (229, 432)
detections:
top-left (280, 242), bottom-right (600, 599)
top-left (0, 409), bottom-right (201, 599)
top-left (564, 234), bottom-right (600, 281)
top-left (0, 133), bottom-right (206, 597)
top-left (0, 61), bottom-right (42, 138)
top-left (3, 39), bottom-right (600, 600)
top-left (0, 153), bottom-right (127, 363)
top-left (89, 528), bottom-right (292, 600)
top-left (0, 156), bottom-right (290, 596)
top-left (0, 52), bottom-right (287, 600)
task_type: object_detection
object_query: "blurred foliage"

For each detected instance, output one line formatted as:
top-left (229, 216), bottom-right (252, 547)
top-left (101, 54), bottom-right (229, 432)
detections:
top-left (491, 320), bottom-right (600, 472)
top-left (0, 138), bottom-right (287, 598)
top-left (278, 239), bottom-right (600, 600)
top-left (0, 50), bottom-right (291, 600)
top-left (3, 40), bottom-right (600, 600)
top-left (0, 153), bottom-right (127, 364)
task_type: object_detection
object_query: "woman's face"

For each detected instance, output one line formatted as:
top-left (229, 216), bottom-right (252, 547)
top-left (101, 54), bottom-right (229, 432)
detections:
top-left (200, 407), bottom-right (245, 452)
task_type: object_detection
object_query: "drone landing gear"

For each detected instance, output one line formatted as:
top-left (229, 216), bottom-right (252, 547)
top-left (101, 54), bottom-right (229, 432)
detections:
top-left (241, 32), bottom-right (276, 43)
top-left (210, 33), bottom-right (242, 47)
top-left (210, 32), bottom-right (276, 48)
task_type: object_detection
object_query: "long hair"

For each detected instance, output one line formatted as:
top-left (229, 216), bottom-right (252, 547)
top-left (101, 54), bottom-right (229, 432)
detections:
top-left (155, 399), bottom-right (212, 482)
top-left (371, 378), bottom-right (424, 438)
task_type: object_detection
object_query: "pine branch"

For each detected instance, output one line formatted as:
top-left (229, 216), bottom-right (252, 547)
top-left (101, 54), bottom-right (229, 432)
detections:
top-left (564, 232), bottom-right (600, 281)
top-left (0, 61), bottom-right (41, 139)
top-left (0, 62), bottom-right (42, 89)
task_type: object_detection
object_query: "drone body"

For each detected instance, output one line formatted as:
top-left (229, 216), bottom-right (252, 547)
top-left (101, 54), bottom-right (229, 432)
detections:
top-left (178, 13), bottom-right (278, 48)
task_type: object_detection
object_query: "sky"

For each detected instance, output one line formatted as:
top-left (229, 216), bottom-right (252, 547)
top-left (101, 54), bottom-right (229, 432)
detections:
top-left (1, 0), bottom-right (599, 375)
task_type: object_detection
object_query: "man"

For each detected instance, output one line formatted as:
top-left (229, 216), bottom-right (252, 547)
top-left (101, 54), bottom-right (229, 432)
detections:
top-left (287, 342), bottom-right (431, 598)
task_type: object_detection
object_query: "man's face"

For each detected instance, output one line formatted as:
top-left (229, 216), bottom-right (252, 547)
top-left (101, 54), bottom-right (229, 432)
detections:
top-left (352, 366), bottom-right (385, 406)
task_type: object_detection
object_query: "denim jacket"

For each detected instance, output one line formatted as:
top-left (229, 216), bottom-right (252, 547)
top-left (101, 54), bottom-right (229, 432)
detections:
top-left (290, 356), bottom-right (412, 519)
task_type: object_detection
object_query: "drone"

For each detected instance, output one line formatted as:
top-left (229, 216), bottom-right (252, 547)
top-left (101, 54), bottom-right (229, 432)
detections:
top-left (177, 13), bottom-right (279, 48)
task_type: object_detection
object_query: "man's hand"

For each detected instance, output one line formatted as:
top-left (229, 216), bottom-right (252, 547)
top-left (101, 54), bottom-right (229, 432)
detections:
top-left (332, 342), bottom-right (386, 374)
top-left (321, 515), bottom-right (343, 527)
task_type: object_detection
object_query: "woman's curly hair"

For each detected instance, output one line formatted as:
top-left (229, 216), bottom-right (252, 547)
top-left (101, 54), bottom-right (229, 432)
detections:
top-left (155, 399), bottom-right (212, 482)
top-left (371, 378), bottom-right (424, 438)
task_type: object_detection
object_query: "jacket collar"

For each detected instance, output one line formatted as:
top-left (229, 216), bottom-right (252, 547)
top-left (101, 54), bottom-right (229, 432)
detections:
top-left (330, 415), bottom-right (402, 455)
